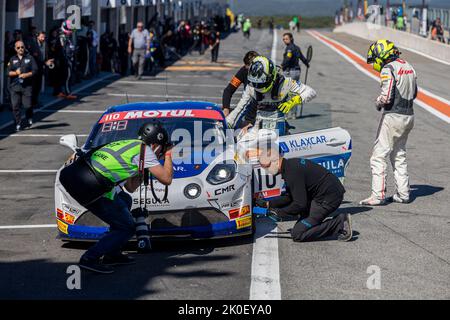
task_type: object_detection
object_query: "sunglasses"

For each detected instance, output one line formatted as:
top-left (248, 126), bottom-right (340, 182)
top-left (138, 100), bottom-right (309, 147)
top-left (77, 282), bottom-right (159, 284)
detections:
top-left (16, 46), bottom-right (25, 49)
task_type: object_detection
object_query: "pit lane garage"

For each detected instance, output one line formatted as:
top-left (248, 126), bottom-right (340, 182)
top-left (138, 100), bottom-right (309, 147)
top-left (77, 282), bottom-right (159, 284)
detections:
top-left (54, 101), bottom-right (352, 240)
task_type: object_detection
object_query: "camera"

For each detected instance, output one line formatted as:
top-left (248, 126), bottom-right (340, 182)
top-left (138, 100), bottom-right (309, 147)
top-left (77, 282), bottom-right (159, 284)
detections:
top-left (131, 208), bottom-right (152, 253)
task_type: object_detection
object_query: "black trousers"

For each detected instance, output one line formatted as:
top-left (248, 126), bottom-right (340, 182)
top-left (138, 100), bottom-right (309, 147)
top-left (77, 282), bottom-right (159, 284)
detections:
top-left (211, 43), bottom-right (220, 62)
top-left (32, 71), bottom-right (43, 107)
top-left (291, 192), bottom-right (345, 242)
top-left (10, 86), bottom-right (33, 125)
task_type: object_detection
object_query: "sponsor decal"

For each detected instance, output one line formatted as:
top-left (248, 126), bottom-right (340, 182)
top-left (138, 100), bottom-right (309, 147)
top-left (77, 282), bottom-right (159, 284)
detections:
top-left (235, 216), bottom-right (252, 229)
top-left (214, 185), bottom-right (235, 196)
top-left (57, 220), bottom-right (69, 235)
top-left (221, 199), bottom-right (243, 210)
top-left (57, 209), bottom-right (76, 225)
top-left (99, 109), bottom-right (223, 124)
top-left (229, 205), bottom-right (250, 220)
top-left (133, 198), bottom-right (170, 207)
top-left (312, 153), bottom-right (351, 179)
top-left (279, 135), bottom-right (327, 153)
top-left (254, 188), bottom-right (282, 199)
top-left (62, 204), bottom-right (81, 215)
top-left (101, 120), bottom-right (128, 132)
top-left (398, 68), bottom-right (414, 76)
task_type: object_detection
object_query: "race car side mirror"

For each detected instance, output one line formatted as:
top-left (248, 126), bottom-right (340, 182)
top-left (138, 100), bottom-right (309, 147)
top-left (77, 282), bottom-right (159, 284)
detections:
top-left (60, 134), bottom-right (79, 152)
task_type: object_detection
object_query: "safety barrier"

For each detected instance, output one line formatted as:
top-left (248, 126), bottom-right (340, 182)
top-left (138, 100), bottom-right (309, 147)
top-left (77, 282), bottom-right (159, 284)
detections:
top-left (334, 22), bottom-right (450, 64)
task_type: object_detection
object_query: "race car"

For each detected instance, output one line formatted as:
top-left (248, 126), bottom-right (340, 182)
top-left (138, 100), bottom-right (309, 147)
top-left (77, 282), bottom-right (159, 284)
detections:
top-left (55, 101), bottom-right (352, 241)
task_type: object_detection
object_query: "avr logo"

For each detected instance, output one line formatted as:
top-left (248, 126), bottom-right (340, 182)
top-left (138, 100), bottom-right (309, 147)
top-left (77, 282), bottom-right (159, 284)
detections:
top-left (279, 142), bottom-right (289, 153)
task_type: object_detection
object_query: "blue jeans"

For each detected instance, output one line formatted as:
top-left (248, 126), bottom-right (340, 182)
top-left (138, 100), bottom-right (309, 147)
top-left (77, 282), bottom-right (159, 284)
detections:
top-left (83, 192), bottom-right (135, 260)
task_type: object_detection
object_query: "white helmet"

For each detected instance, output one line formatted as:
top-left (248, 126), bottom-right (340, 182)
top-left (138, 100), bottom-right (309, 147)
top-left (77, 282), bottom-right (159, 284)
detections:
top-left (247, 56), bottom-right (277, 94)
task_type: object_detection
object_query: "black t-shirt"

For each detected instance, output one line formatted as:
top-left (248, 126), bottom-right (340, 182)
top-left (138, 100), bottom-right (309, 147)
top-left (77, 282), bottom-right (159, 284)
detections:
top-left (222, 65), bottom-right (248, 109)
top-left (269, 158), bottom-right (345, 215)
top-left (7, 53), bottom-right (38, 89)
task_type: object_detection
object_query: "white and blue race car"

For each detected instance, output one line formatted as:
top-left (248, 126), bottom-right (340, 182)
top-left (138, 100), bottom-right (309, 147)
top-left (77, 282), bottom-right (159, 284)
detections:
top-left (55, 101), bottom-right (352, 240)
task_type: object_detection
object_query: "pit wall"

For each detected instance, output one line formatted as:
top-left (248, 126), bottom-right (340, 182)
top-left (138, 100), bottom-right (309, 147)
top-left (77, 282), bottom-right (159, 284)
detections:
top-left (334, 22), bottom-right (450, 64)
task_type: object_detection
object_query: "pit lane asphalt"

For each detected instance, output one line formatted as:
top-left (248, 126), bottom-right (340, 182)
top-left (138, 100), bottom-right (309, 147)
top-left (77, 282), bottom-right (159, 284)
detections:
top-left (0, 28), bottom-right (449, 300)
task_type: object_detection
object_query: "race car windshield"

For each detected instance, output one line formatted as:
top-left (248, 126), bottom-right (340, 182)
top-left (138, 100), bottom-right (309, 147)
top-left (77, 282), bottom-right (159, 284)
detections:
top-left (85, 117), bottom-right (227, 150)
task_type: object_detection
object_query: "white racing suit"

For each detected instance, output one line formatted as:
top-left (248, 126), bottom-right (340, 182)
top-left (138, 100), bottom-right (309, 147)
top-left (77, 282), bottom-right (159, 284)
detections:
top-left (370, 59), bottom-right (417, 201)
top-left (226, 74), bottom-right (317, 129)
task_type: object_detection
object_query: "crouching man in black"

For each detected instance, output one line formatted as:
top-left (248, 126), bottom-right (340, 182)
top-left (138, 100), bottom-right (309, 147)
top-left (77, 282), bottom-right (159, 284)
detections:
top-left (256, 148), bottom-right (353, 242)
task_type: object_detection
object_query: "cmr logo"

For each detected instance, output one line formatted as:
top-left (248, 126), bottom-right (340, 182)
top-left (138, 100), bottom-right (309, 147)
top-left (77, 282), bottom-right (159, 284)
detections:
top-left (214, 185), bottom-right (235, 196)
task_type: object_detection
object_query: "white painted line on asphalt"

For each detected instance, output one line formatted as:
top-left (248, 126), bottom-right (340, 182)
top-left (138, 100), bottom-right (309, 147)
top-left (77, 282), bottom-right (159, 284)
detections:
top-left (250, 28), bottom-right (282, 301)
top-left (250, 219), bottom-right (282, 300)
top-left (0, 224), bottom-right (56, 230)
top-left (116, 81), bottom-right (226, 88)
top-left (0, 73), bottom-right (116, 132)
top-left (271, 28), bottom-right (278, 64)
top-left (0, 170), bottom-right (58, 173)
top-left (0, 133), bottom-right (88, 137)
top-left (107, 93), bottom-right (224, 100)
top-left (38, 109), bottom-right (103, 113)
top-left (308, 30), bottom-right (450, 124)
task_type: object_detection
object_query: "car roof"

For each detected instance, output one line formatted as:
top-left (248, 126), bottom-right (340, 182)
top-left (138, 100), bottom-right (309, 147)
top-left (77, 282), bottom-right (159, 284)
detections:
top-left (104, 101), bottom-right (222, 114)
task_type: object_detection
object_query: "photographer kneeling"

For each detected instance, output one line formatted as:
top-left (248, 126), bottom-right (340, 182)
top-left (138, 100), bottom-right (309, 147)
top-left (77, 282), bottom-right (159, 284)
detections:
top-left (59, 122), bottom-right (173, 274)
top-left (255, 147), bottom-right (353, 242)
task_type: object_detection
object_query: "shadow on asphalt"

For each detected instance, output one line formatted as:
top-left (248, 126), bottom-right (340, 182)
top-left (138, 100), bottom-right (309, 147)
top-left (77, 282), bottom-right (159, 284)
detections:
top-left (29, 122), bottom-right (71, 130)
top-left (336, 206), bottom-right (372, 216)
top-left (0, 235), bottom-right (251, 299)
top-left (410, 184), bottom-right (444, 202)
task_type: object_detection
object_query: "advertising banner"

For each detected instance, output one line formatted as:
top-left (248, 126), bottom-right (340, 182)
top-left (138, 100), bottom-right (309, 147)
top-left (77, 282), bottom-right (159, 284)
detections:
top-left (19, 0), bottom-right (35, 19)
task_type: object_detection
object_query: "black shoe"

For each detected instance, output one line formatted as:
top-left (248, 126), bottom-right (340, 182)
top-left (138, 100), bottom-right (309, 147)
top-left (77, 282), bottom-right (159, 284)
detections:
top-left (79, 257), bottom-right (114, 274)
top-left (338, 214), bottom-right (353, 242)
top-left (103, 253), bottom-right (136, 266)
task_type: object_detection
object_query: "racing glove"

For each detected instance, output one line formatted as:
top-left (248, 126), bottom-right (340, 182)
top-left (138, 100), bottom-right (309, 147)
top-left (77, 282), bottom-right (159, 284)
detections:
top-left (375, 96), bottom-right (384, 111)
top-left (255, 198), bottom-right (269, 209)
top-left (278, 95), bottom-right (303, 114)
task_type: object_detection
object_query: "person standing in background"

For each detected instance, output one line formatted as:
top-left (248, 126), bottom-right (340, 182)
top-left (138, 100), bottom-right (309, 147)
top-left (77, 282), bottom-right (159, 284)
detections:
top-left (128, 22), bottom-right (151, 80)
top-left (87, 21), bottom-right (99, 78)
top-left (243, 18), bottom-right (252, 39)
top-left (209, 25), bottom-right (220, 63)
top-left (361, 40), bottom-right (417, 206)
top-left (27, 31), bottom-right (54, 109)
top-left (7, 41), bottom-right (38, 131)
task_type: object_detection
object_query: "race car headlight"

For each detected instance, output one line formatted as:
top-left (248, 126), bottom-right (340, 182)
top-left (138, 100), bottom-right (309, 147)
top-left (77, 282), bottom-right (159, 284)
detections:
top-left (206, 162), bottom-right (236, 185)
top-left (184, 183), bottom-right (201, 199)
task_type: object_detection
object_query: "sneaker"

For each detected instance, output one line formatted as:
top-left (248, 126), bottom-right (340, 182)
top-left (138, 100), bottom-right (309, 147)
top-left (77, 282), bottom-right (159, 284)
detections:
top-left (65, 94), bottom-right (78, 100)
top-left (57, 92), bottom-right (66, 98)
top-left (103, 253), bottom-right (136, 266)
top-left (386, 194), bottom-right (410, 204)
top-left (79, 257), bottom-right (114, 274)
top-left (27, 118), bottom-right (33, 128)
top-left (15, 124), bottom-right (21, 132)
top-left (338, 214), bottom-right (353, 242)
top-left (359, 196), bottom-right (387, 206)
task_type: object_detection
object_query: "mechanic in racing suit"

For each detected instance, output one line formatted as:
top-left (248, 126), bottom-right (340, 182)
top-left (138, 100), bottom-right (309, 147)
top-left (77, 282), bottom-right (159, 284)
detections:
top-left (360, 39), bottom-right (417, 206)
top-left (54, 20), bottom-right (77, 99)
top-left (254, 147), bottom-right (353, 242)
top-left (226, 55), bottom-right (316, 130)
top-left (222, 50), bottom-right (259, 116)
top-left (59, 122), bottom-right (173, 274)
